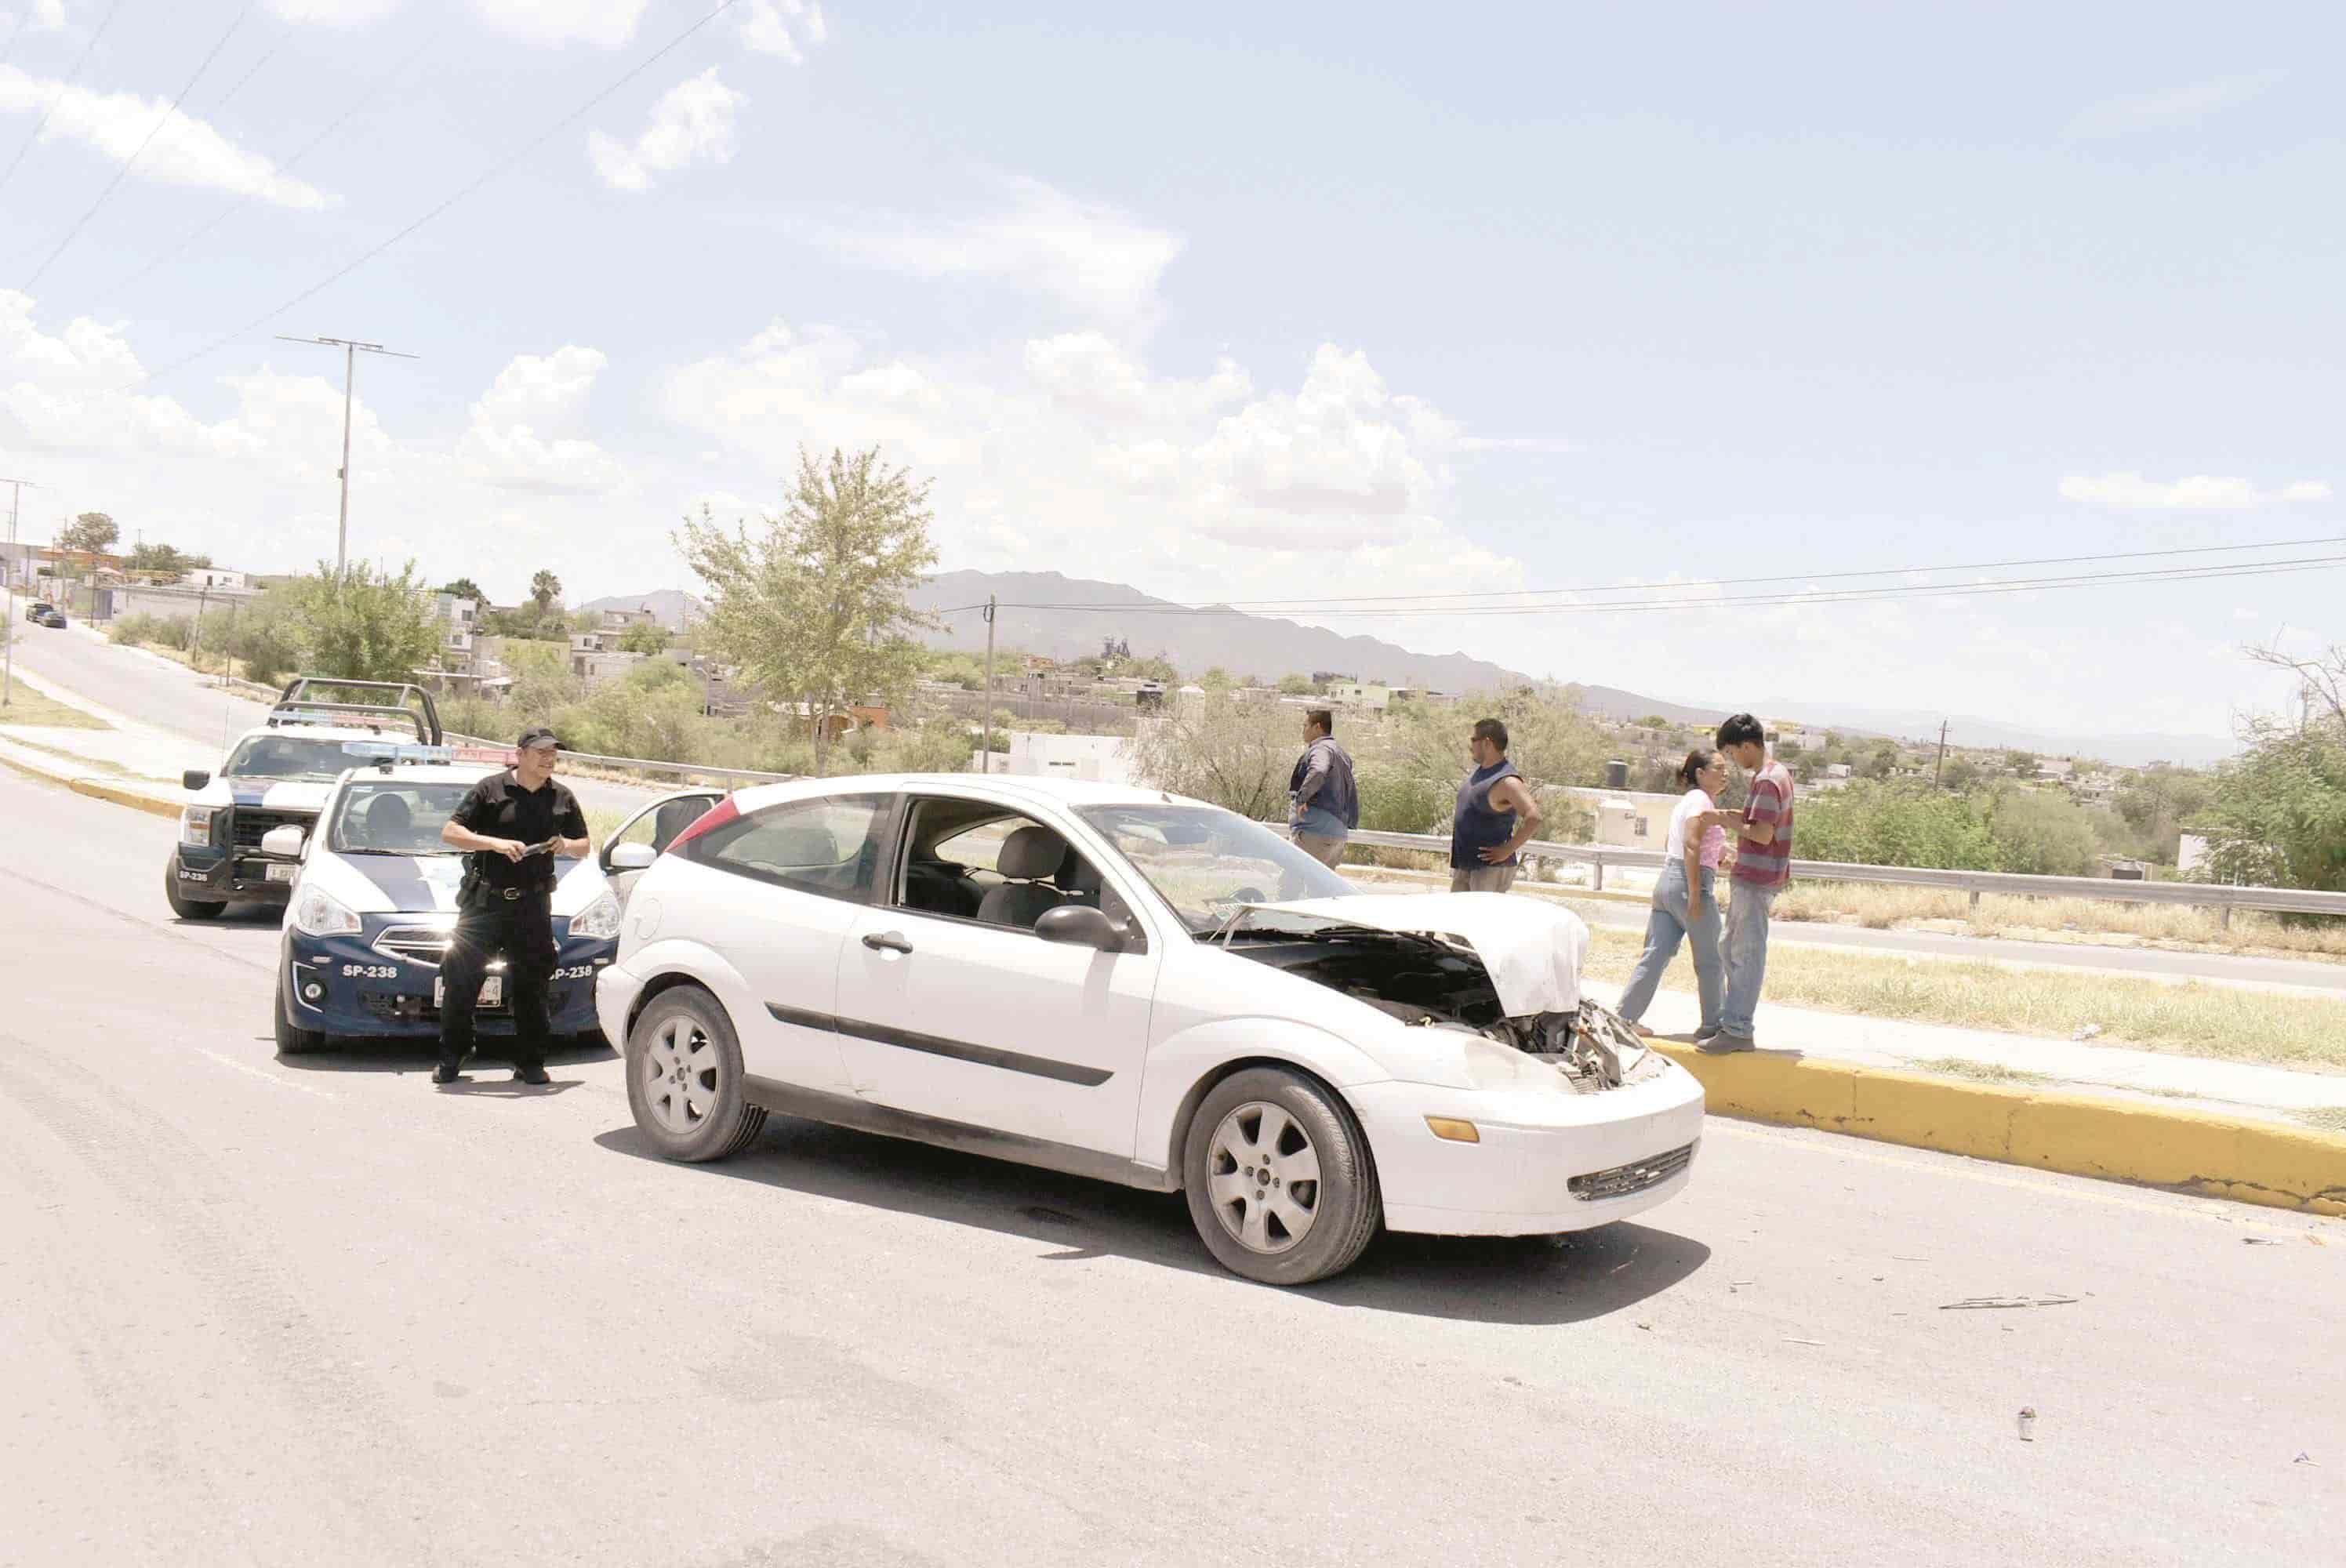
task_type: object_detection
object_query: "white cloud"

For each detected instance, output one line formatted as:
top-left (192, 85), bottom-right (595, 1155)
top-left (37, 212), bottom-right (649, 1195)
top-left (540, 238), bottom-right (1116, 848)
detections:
top-left (0, 66), bottom-right (335, 209)
top-left (2068, 71), bottom-right (2284, 139)
top-left (741, 0), bottom-right (826, 63)
top-left (34, 0), bottom-right (67, 31)
top-left (460, 347), bottom-right (625, 493)
top-left (1454, 434), bottom-right (1578, 456)
top-left (808, 176), bottom-right (1185, 326)
top-left (2058, 471), bottom-right (2332, 510)
top-left (470, 0), bottom-right (649, 50)
top-left (265, 0), bottom-right (402, 23)
top-left (587, 67), bottom-right (744, 193)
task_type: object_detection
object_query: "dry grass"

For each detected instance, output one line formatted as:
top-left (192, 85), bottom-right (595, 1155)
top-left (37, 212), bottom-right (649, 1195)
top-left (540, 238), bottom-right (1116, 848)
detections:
top-left (0, 688), bottom-right (111, 729)
top-left (1771, 880), bottom-right (2346, 964)
top-left (2294, 1106), bottom-right (2346, 1133)
top-left (1906, 1056), bottom-right (2054, 1086)
top-left (1579, 924), bottom-right (2346, 1071)
top-left (122, 639), bottom-right (253, 684)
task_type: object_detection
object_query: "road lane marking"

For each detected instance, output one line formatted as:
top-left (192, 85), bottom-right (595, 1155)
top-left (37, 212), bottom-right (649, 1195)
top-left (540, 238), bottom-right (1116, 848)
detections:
top-left (1707, 1120), bottom-right (2338, 1238)
top-left (191, 1047), bottom-right (338, 1099)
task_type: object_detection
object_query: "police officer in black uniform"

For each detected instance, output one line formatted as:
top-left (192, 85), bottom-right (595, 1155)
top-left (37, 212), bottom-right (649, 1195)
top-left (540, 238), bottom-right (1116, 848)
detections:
top-left (435, 727), bottom-right (590, 1086)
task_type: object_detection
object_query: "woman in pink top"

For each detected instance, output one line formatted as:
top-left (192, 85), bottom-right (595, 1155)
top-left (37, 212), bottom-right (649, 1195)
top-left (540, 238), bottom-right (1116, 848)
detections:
top-left (1617, 750), bottom-right (1730, 1038)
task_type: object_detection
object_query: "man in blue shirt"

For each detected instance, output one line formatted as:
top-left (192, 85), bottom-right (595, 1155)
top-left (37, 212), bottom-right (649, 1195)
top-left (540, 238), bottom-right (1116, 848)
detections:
top-left (1449, 717), bottom-right (1544, 892)
top-left (1288, 708), bottom-right (1359, 869)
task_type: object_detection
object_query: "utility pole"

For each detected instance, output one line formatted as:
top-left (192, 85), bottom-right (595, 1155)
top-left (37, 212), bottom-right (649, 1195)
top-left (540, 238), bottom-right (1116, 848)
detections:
top-left (273, 336), bottom-right (419, 578)
top-left (2, 475), bottom-right (40, 710)
top-left (1934, 719), bottom-right (1950, 788)
top-left (979, 595), bottom-right (998, 774)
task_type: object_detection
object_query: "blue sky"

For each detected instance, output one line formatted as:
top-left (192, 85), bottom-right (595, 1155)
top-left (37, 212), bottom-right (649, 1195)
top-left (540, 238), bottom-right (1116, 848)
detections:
top-left (0, 1), bottom-right (2338, 744)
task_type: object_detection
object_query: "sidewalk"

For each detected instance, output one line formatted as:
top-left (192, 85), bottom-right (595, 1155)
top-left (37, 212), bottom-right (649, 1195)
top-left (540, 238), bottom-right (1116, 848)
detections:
top-left (0, 665), bottom-right (202, 787)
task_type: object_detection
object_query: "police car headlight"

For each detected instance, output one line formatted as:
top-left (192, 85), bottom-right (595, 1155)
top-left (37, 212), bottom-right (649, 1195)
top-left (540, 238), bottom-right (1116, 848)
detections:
top-left (180, 807), bottom-right (217, 848)
top-left (568, 891), bottom-right (623, 942)
top-left (290, 885), bottom-right (361, 938)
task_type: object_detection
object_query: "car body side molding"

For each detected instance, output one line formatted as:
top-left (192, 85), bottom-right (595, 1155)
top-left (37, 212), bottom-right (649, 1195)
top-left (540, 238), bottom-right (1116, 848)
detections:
top-left (739, 1074), bottom-right (1175, 1192)
top-left (764, 1000), bottom-right (1114, 1087)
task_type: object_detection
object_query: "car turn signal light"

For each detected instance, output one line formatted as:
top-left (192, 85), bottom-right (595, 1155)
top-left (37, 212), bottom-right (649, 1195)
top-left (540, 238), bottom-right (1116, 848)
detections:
top-left (1424, 1116), bottom-right (1481, 1144)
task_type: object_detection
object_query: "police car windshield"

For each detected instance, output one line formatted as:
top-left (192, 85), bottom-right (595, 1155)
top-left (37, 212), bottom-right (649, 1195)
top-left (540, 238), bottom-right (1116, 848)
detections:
top-left (224, 735), bottom-right (358, 782)
top-left (330, 781), bottom-right (475, 856)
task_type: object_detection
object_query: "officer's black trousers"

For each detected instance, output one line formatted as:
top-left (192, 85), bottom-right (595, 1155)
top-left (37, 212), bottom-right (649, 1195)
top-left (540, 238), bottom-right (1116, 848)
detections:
top-left (438, 888), bottom-right (556, 1073)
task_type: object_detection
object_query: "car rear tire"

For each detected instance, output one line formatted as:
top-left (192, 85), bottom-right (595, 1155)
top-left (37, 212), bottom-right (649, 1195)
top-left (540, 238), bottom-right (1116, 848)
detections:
top-left (626, 986), bottom-right (764, 1163)
top-left (1182, 1067), bottom-right (1381, 1286)
top-left (164, 861), bottom-right (227, 920)
top-left (273, 984), bottom-right (325, 1056)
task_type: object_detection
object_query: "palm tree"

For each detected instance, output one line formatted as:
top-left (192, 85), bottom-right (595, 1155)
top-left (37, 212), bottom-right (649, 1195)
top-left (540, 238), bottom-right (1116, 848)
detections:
top-left (529, 570), bottom-right (561, 614)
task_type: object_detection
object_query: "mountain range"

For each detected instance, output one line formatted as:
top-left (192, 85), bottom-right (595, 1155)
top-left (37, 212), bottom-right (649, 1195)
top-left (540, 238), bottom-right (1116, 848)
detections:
top-left (596, 570), bottom-right (2237, 768)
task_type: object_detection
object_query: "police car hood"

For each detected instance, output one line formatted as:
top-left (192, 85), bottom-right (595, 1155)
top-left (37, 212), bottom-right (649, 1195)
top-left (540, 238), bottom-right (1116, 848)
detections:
top-left (300, 850), bottom-right (602, 920)
top-left (1240, 892), bottom-right (1590, 1018)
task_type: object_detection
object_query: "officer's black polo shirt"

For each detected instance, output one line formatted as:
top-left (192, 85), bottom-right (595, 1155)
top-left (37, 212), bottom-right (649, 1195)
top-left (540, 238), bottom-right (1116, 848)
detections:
top-left (452, 768), bottom-right (589, 895)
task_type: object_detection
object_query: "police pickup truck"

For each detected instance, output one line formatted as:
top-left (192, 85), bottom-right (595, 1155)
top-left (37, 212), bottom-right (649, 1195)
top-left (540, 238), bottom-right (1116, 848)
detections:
top-left (263, 739), bottom-right (722, 1056)
top-left (168, 679), bottom-right (450, 920)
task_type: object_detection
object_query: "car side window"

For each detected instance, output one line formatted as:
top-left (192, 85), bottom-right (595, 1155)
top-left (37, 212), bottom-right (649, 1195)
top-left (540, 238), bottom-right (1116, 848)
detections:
top-left (611, 793), bottom-right (724, 858)
top-left (895, 798), bottom-right (1131, 934)
top-left (684, 794), bottom-right (888, 904)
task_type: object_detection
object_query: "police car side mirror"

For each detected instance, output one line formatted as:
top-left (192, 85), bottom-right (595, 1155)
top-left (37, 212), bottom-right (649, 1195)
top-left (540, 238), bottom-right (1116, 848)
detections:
top-left (260, 824), bottom-right (307, 859)
top-left (183, 769), bottom-right (211, 792)
top-left (608, 842), bottom-right (657, 872)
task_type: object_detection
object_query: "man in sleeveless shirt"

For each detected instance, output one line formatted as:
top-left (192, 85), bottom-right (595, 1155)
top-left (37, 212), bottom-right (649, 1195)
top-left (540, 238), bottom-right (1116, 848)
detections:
top-left (1448, 718), bottom-right (1544, 892)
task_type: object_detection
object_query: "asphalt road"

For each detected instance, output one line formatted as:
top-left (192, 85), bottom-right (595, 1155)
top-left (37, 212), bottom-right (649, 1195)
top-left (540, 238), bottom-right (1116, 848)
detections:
top-left (6, 621), bottom-right (660, 817)
top-left (4, 769), bottom-right (2339, 1568)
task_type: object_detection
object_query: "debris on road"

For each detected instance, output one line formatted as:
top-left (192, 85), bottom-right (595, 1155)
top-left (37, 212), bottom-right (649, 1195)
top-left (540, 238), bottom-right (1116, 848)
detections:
top-left (2017, 1407), bottom-right (2037, 1442)
top-left (2295, 1453), bottom-right (2315, 1465)
top-left (1784, 1338), bottom-right (1825, 1346)
top-left (1940, 1294), bottom-right (2080, 1311)
top-left (2242, 1236), bottom-right (2279, 1247)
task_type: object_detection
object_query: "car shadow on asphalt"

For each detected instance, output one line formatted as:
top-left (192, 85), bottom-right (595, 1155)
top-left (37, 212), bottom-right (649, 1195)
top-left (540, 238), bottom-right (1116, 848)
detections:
top-left (591, 1119), bottom-right (1709, 1327)
top-left (269, 1038), bottom-right (615, 1076)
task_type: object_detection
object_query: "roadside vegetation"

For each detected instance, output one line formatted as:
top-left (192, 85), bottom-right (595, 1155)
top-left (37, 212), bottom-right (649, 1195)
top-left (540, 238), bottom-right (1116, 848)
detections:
top-left (0, 687), bottom-right (111, 729)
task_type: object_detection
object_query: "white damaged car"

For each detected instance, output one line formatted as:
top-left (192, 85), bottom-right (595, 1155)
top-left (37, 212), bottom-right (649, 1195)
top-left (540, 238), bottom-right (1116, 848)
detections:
top-left (596, 775), bottom-right (1705, 1285)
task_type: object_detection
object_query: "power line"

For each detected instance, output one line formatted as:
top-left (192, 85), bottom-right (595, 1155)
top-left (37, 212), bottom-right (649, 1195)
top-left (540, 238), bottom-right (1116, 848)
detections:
top-left (93, 22), bottom-right (444, 307)
top-left (994, 533), bottom-right (2346, 615)
top-left (84, 0), bottom-right (745, 408)
top-left (982, 553), bottom-right (2346, 620)
top-left (0, 0), bottom-right (132, 198)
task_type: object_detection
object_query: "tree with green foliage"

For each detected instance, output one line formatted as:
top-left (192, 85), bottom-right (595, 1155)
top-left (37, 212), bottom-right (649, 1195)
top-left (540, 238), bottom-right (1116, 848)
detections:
top-left (1276, 673), bottom-right (1313, 696)
top-left (619, 620), bottom-right (671, 655)
top-left (2195, 722), bottom-right (2346, 892)
top-left (2113, 766), bottom-right (2216, 862)
top-left (529, 570), bottom-right (563, 615)
top-left (1200, 666), bottom-right (1234, 692)
top-left (677, 445), bottom-right (941, 774)
top-left (1125, 693), bottom-right (1290, 818)
top-left (1377, 686), bottom-right (1606, 796)
top-left (126, 541), bottom-right (210, 575)
top-left (58, 512), bottom-right (118, 554)
top-left (439, 577), bottom-right (485, 602)
top-left (277, 561), bottom-right (440, 684)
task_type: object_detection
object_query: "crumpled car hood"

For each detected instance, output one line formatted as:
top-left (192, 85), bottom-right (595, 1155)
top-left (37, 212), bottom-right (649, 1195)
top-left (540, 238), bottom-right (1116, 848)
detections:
top-left (1244, 892), bottom-right (1591, 1018)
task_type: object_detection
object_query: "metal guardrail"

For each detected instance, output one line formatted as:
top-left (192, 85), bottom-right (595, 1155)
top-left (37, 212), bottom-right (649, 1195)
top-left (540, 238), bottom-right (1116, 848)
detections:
top-left (444, 732), bottom-right (796, 788)
top-left (1294, 826), bottom-right (2346, 924)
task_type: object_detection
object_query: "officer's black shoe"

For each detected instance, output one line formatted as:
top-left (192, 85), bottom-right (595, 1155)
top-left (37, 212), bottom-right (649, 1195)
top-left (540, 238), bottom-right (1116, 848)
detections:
top-left (431, 1062), bottom-right (463, 1085)
top-left (512, 1063), bottom-right (550, 1087)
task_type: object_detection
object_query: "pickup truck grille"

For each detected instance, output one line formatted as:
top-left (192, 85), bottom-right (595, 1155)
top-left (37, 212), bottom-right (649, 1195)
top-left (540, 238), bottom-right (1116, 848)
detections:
top-left (229, 808), bottom-right (310, 851)
top-left (1567, 1142), bottom-right (1696, 1202)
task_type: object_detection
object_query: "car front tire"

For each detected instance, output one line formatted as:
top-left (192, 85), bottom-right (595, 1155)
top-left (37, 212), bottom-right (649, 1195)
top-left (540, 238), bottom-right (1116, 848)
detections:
top-left (1182, 1067), bottom-right (1382, 1287)
top-left (273, 983), bottom-right (324, 1056)
top-left (164, 860), bottom-right (227, 920)
top-left (625, 986), bottom-right (765, 1163)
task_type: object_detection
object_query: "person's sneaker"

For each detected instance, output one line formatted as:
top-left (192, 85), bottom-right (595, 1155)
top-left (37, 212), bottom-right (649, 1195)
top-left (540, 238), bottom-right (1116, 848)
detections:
top-left (1698, 1032), bottom-right (1756, 1054)
top-left (431, 1062), bottom-right (463, 1085)
top-left (512, 1064), bottom-right (551, 1086)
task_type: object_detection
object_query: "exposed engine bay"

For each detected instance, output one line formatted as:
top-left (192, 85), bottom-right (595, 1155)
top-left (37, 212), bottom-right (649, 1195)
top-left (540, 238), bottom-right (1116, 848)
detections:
top-left (1228, 932), bottom-right (1660, 1092)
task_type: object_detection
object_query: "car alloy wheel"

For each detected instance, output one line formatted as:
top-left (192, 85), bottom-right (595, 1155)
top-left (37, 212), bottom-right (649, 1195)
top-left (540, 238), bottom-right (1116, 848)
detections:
top-left (641, 1014), bottom-right (719, 1136)
top-left (1205, 1101), bottom-right (1322, 1254)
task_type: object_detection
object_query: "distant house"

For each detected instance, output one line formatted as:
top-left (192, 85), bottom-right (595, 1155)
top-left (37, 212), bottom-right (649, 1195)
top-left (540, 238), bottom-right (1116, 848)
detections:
top-left (2036, 758), bottom-right (2075, 782)
top-left (974, 731), bottom-right (1136, 786)
top-left (1327, 681), bottom-right (1391, 710)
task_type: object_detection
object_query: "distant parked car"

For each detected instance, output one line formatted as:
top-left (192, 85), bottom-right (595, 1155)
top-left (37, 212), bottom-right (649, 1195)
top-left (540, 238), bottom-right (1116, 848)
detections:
top-left (34, 608), bottom-right (66, 628)
top-left (25, 600), bottom-right (55, 622)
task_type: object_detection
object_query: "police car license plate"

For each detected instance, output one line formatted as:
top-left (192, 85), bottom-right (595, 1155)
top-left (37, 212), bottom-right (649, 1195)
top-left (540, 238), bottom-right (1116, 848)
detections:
top-left (432, 976), bottom-right (502, 1007)
top-left (265, 862), bottom-right (296, 884)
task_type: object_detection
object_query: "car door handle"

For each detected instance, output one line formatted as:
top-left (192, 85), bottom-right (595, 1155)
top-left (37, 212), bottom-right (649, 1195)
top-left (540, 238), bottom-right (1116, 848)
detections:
top-left (861, 931), bottom-right (914, 955)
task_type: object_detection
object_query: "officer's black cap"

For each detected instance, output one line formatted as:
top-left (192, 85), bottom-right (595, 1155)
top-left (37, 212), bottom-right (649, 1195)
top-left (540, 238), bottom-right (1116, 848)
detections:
top-left (517, 727), bottom-right (560, 752)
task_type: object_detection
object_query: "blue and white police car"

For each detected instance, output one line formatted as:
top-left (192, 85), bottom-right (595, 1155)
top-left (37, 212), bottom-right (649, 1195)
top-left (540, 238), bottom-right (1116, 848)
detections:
top-left (266, 739), bottom-right (723, 1057)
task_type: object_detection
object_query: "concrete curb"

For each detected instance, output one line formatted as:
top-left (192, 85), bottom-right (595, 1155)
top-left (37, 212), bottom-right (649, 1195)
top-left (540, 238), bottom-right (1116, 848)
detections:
top-left (1654, 1041), bottom-right (2346, 1218)
top-left (0, 746), bottom-right (183, 819)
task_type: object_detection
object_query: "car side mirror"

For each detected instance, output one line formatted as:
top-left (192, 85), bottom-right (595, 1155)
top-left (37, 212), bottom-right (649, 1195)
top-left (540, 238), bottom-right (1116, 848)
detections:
top-left (260, 824), bottom-right (307, 859)
top-left (608, 841), bottom-right (657, 871)
top-left (183, 770), bottom-right (211, 792)
top-left (1035, 904), bottom-right (1125, 953)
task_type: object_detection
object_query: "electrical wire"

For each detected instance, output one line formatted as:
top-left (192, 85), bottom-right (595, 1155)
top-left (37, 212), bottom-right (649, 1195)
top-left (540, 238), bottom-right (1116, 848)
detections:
top-left (21, 2), bottom-right (258, 292)
top-left (0, 0), bottom-right (132, 198)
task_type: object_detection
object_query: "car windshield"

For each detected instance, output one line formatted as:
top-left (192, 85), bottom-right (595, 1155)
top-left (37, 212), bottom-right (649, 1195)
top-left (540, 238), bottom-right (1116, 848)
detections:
top-left (329, 780), bottom-right (478, 855)
top-left (1077, 803), bottom-right (1354, 935)
top-left (224, 735), bottom-right (362, 782)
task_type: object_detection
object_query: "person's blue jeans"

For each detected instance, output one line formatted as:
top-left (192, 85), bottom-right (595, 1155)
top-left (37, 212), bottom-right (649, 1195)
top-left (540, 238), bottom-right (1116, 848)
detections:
top-left (1719, 880), bottom-right (1781, 1038)
top-left (1616, 862), bottom-right (1723, 1033)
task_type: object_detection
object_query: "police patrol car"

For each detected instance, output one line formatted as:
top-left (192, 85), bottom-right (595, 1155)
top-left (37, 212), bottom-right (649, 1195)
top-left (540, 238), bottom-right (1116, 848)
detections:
top-left (265, 736), bottom-right (723, 1057)
top-left (169, 678), bottom-right (449, 920)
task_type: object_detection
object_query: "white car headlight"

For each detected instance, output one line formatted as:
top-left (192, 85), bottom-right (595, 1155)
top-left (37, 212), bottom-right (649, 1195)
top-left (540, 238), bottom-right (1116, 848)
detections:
top-left (180, 807), bottom-right (216, 848)
top-left (290, 884), bottom-right (361, 938)
top-left (568, 890), bottom-right (623, 942)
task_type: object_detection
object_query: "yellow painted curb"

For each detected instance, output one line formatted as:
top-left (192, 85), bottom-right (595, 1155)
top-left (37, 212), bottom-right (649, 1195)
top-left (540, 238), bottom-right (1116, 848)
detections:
top-left (1654, 1041), bottom-right (2346, 1218)
top-left (67, 776), bottom-right (183, 819)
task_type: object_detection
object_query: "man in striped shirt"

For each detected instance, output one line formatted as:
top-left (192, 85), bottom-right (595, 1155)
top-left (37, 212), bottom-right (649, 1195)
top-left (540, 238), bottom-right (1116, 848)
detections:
top-left (1701, 712), bottom-right (1795, 1052)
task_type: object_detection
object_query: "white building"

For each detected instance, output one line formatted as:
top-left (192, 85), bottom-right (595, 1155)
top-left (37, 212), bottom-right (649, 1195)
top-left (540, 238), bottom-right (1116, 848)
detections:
top-left (972, 731), bottom-right (1138, 786)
